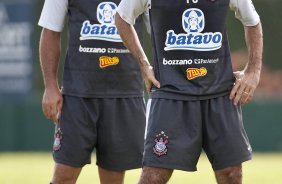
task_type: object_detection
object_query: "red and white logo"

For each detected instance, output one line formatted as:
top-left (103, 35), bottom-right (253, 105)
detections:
top-left (186, 67), bottom-right (207, 80)
top-left (53, 128), bottom-right (63, 152)
top-left (153, 131), bottom-right (169, 157)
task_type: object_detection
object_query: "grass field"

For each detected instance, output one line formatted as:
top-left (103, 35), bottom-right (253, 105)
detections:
top-left (0, 152), bottom-right (281, 184)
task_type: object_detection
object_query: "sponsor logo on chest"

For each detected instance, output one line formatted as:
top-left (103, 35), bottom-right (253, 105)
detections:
top-left (80, 2), bottom-right (121, 42)
top-left (99, 56), bottom-right (119, 68)
top-left (164, 8), bottom-right (222, 51)
top-left (186, 67), bottom-right (207, 80)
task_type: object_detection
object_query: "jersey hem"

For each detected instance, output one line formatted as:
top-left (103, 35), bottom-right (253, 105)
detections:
top-left (62, 91), bottom-right (144, 98)
top-left (150, 90), bottom-right (230, 101)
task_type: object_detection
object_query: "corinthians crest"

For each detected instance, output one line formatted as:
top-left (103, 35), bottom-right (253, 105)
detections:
top-left (53, 128), bottom-right (63, 152)
top-left (153, 131), bottom-right (169, 157)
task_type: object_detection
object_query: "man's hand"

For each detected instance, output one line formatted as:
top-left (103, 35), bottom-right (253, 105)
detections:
top-left (42, 87), bottom-right (63, 124)
top-left (39, 28), bottom-right (62, 123)
top-left (140, 65), bottom-right (160, 94)
top-left (230, 70), bottom-right (260, 106)
top-left (230, 23), bottom-right (263, 106)
top-left (115, 13), bottom-right (160, 94)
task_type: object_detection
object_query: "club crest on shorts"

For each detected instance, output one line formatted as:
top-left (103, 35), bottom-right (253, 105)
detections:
top-left (53, 128), bottom-right (63, 152)
top-left (153, 131), bottom-right (169, 157)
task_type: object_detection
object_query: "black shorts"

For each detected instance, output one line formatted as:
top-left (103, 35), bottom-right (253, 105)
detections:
top-left (144, 95), bottom-right (252, 171)
top-left (53, 95), bottom-right (146, 171)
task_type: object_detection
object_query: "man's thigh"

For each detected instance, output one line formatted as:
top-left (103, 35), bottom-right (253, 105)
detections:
top-left (52, 163), bottom-right (82, 184)
top-left (54, 96), bottom-right (146, 171)
top-left (96, 97), bottom-right (146, 171)
top-left (143, 98), bottom-right (203, 171)
top-left (202, 95), bottom-right (252, 170)
top-left (138, 166), bottom-right (173, 184)
top-left (53, 95), bottom-right (98, 168)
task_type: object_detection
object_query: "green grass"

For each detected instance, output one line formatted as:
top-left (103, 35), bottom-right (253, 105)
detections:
top-left (0, 152), bottom-right (281, 184)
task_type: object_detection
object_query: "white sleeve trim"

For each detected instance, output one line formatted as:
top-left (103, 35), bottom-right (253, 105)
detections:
top-left (38, 0), bottom-right (68, 32)
top-left (38, 20), bottom-right (64, 32)
top-left (230, 0), bottom-right (260, 27)
top-left (116, 9), bottom-right (135, 25)
top-left (116, 0), bottom-right (149, 25)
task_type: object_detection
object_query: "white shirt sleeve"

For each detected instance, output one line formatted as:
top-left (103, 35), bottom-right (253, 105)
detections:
top-left (230, 0), bottom-right (260, 26)
top-left (116, 0), bottom-right (150, 25)
top-left (38, 0), bottom-right (68, 32)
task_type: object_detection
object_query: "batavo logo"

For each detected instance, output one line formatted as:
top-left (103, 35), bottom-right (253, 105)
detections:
top-left (164, 8), bottom-right (222, 51)
top-left (80, 2), bottom-right (121, 42)
top-left (99, 56), bottom-right (119, 68)
top-left (186, 67), bottom-right (207, 80)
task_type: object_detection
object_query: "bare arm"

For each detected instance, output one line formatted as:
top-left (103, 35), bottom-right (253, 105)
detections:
top-left (230, 23), bottom-right (263, 105)
top-left (115, 13), bottom-right (160, 94)
top-left (39, 28), bottom-right (63, 123)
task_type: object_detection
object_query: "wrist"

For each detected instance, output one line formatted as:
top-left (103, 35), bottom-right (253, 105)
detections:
top-left (244, 62), bottom-right (261, 74)
top-left (244, 66), bottom-right (261, 75)
top-left (44, 82), bottom-right (60, 91)
top-left (137, 56), bottom-right (150, 66)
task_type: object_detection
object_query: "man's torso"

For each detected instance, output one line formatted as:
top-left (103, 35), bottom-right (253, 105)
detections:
top-left (149, 0), bottom-right (234, 100)
top-left (63, 0), bottom-right (144, 98)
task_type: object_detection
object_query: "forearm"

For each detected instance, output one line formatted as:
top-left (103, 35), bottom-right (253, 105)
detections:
top-left (39, 28), bottom-right (61, 89)
top-left (115, 13), bottom-right (150, 67)
top-left (244, 23), bottom-right (263, 74)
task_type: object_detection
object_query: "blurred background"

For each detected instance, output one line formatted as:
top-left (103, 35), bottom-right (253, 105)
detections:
top-left (0, 0), bottom-right (281, 183)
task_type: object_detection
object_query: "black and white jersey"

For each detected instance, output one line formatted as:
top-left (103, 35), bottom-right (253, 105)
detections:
top-left (117, 0), bottom-right (260, 100)
top-left (39, 0), bottom-right (145, 98)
